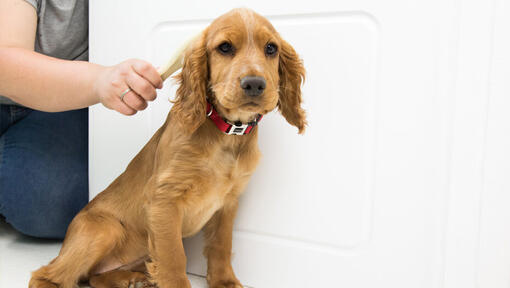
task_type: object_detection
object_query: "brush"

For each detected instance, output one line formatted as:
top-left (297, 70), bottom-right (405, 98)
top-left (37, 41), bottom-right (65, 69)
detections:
top-left (157, 33), bottom-right (200, 81)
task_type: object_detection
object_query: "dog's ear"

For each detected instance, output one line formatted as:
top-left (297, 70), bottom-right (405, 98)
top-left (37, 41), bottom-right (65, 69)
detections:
top-left (278, 38), bottom-right (307, 134)
top-left (173, 32), bottom-right (208, 134)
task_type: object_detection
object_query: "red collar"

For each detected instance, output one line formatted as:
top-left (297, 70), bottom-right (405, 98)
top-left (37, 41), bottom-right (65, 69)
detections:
top-left (206, 102), bottom-right (262, 135)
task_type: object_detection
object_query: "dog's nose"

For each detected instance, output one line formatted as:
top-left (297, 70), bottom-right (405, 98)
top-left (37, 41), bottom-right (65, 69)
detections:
top-left (240, 76), bottom-right (266, 97)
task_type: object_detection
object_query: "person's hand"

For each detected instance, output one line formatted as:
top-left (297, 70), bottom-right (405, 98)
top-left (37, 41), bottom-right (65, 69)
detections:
top-left (94, 59), bottom-right (163, 115)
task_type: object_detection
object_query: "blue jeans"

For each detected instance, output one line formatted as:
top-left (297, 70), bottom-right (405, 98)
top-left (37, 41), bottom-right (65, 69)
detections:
top-left (0, 105), bottom-right (88, 239)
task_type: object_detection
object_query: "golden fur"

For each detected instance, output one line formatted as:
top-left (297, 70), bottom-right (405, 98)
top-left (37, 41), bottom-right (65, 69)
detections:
top-left (29, 8), bottom-right (305, 288)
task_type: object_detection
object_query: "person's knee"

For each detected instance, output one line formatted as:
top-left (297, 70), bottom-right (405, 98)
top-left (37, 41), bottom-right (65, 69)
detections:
top-left (0, 172), bottom-right (88, 239)
top-left (0, 108), bottom-right (89, 239)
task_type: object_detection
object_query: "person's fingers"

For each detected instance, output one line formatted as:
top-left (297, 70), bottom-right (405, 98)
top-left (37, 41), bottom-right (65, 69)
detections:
top-left (126, 70), bottom-right (157, 102)
top-left (122, 89), bottom-right (148, 111)
top-left (131, 60), bottom-right (163, 89)
top-left (114, 99), bottom-right (137, 115)
top-left (97, 60), bottom-right (163, 116)
top-left (106, 88), bottom-right (136, 115)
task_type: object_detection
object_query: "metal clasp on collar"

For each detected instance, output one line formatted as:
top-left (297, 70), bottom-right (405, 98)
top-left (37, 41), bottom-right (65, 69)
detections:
top-left (227, 123), bottom-right (249, 135)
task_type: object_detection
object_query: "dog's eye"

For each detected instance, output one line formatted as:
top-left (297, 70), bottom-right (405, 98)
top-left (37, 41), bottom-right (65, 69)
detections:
top-left (265, 43), bottom-right (278, 56)
top-left (217, 42), bottom-right (234, 55)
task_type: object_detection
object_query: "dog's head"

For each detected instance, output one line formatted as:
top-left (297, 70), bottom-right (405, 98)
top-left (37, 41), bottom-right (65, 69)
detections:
top-left (173, 8), bottom-right (306, 135)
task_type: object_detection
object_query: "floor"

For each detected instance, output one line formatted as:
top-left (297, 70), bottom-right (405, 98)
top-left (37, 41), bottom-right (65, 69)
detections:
top-left (0, 219), bottom-right (208, 288)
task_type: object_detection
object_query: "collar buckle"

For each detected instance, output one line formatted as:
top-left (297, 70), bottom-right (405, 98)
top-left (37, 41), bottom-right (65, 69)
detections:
top-left (227, 123), bottom-right (249, 135)
top-left (206, 101), bottom-right (262, 135)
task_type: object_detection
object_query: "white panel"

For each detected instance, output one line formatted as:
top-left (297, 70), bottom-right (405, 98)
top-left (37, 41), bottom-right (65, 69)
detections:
top-left (478, 0), bottom-right (510, 287)
top-left (442, 0), bottom-right (495, 287)
top-left (236, 12), bottom-right (378, 249)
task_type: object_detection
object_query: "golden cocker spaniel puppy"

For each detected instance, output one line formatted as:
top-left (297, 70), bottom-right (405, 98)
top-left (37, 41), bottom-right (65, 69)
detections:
top-left (30, 8), bottom-right (306, 288)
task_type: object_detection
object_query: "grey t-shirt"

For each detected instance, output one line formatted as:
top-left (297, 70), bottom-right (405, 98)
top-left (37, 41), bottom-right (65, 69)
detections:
top-left (0, 0), bottom-right (89, 105)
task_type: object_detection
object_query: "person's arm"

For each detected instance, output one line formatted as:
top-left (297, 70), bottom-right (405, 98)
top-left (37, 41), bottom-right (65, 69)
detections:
top-left (0, 0), bottom-right (162, 115)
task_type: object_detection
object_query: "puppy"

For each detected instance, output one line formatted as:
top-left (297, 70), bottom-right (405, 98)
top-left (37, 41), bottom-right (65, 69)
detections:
top-left (29, 8), bottom-right (306, 288)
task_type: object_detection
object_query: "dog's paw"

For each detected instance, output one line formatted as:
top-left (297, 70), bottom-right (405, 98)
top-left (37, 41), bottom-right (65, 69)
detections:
top-left (209, 279), bottom-right (244, 288)
top-left (207, 270), bottom-right (243, 288)
top-left (28, 279), bottom-right (58, 288)
top-left (132, 280), bottom-right (157, 288)
top-left (152, 277), bottom-right (191, 288)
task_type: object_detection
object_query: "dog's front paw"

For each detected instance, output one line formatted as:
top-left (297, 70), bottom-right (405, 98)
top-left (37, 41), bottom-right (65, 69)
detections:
top-left (28, 278), bottom-right (58, 288)
top-left (208, 279), bottom-right (243, 288)
top-left (207, 268), bottom-right (243, 288)
top-left (155, 277), bottom-right (191, 288)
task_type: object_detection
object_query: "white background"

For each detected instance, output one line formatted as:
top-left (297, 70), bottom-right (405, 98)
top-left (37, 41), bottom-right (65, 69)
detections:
top-left (89, 0), bottom-right (510, 287)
